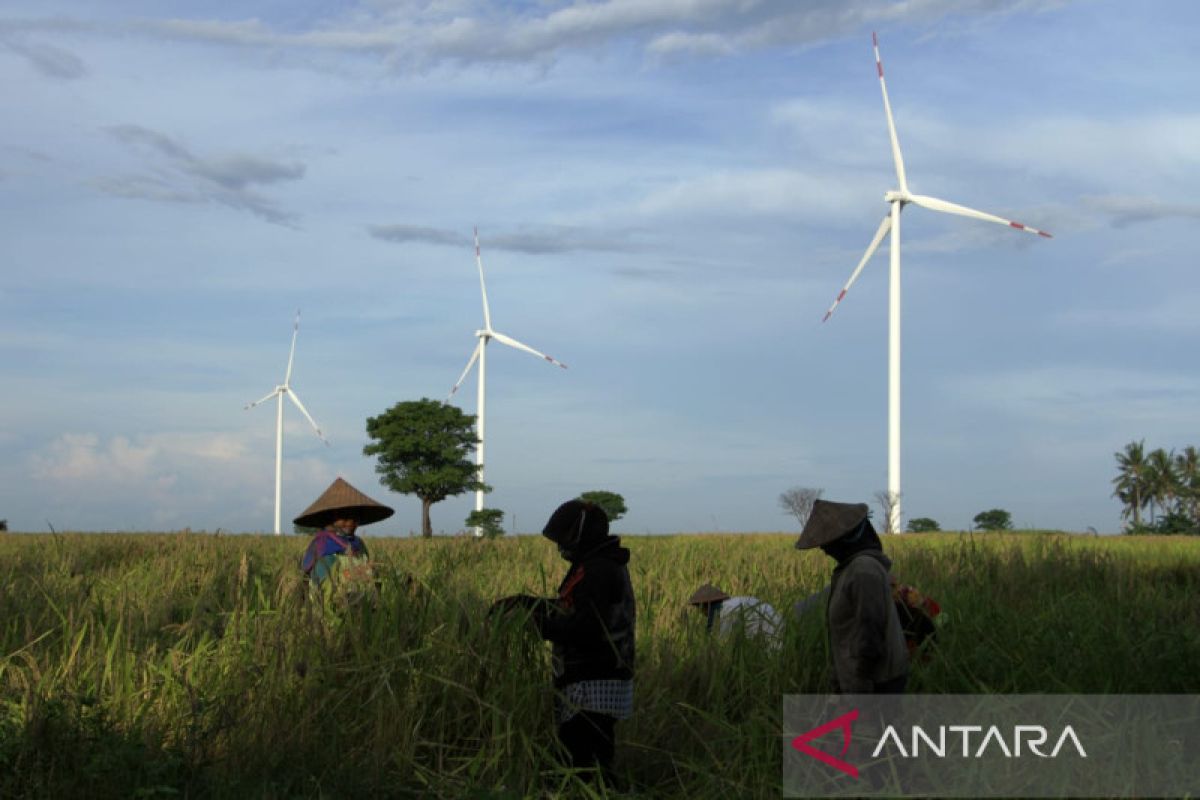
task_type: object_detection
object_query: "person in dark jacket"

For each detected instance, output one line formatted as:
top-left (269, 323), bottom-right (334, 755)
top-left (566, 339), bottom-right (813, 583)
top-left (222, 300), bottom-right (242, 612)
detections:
top-left (492, 499), bottom-right (635, 779)
top-left (794, 499), bottom-right (908, 694)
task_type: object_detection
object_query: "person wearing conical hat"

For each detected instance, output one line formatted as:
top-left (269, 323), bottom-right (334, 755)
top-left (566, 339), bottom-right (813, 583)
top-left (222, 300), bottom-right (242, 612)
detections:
top-left (687, 584), bottom-right (782, 645)
top-left (795, 499), bottom-right (908, 694)
top-left (296, 477), bottom-right (393, 586)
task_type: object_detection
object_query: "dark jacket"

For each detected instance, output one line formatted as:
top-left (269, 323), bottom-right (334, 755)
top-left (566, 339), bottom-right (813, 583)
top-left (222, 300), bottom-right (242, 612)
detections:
top-left (827, 550), bottom-right (908, 692)
top-left (535, 537), bottom-right (636, 688)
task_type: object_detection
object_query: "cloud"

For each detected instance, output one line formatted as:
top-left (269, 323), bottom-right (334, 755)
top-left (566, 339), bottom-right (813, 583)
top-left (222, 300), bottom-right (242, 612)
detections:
top-left (368, 224), bottom-right (469, 248)
top-left (949, 366), bottom-right (1200, 430)
top-left (0, 35), bottom-right (87, 79)
top-left (98, 124), bottom-right (305, 227)
top-left (369, 222), bottom-right (648, 255)
top-left (636, 168), bottom-right (874, 221)
top-left (1081, 195), bottom-right (1200, 228)
top-left (4, 1), bottom-right (1077, 73)
top-left (31, 431), bottom-right (251, 483)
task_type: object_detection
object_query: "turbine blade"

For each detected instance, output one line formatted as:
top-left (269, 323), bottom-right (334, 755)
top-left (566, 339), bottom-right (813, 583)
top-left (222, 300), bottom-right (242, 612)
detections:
top-left (287, 390), bottom-right (329, 445)
top-left (284, 310), bottom-right (300, 384)
top-left (873, 32), bottom-right (908, 194)
top-left (909, 193), bottom-right (1053, 238)
top-left (475, 227), bottom-right (493, 331)
top-left (449, 340), bottom-right (483, 399)
top-left (491, 331), bottom-right (567, 369)
top-left (245, 389), bottom-right (280, 410)
top-left (823, 214), bottom-right (893, 323)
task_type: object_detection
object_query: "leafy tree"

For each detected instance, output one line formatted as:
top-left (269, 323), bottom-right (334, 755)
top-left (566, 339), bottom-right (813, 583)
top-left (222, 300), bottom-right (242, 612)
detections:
top-left (906, 517), bottom-right (941, 533)
top-left (466, 508), bottom-right (505, 538)
top-left (1145, 447), bottom-right (1178, 526)
top-left (972, 508), bottom-right (1012, 531)
top-left (578, 490), bottom-right (627, 524)
top-left (1174, 446), bottom-right (1200, 525)
top-left (779, 487), bottom-right (823, 528)
top-left (363, 398), bottom-right (489, 538)
top-left (1152, 510), bottom-right (1197, 536)
top-left (1112, 440), bottom-right (1149, 530)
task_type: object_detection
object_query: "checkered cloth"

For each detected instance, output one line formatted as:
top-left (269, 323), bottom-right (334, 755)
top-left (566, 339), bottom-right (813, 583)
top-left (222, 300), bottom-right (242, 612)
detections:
top-left (556, 679), bottom-right (634, 724)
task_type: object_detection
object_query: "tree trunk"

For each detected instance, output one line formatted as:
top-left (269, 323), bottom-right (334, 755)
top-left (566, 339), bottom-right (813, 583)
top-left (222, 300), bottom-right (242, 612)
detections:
top-left (421, 498), bottom-right (433, 538)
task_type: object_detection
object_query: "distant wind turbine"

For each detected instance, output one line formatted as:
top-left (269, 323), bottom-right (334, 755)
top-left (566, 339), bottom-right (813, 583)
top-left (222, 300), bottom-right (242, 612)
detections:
top-left (449, 228), bottom-right (567, 529)
top-left (822, 33), bottom-right (1052, 535)
top-left (245, 311), bottom-right (329, 535)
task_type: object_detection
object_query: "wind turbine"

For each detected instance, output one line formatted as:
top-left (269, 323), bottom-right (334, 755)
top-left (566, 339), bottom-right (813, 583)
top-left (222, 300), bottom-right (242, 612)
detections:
top-left (821, 33), bottom-right (1052, 535)
top-left (245, 311), bottom-right (329, 535)
top-left (449, 228), bottom-right (567, 528)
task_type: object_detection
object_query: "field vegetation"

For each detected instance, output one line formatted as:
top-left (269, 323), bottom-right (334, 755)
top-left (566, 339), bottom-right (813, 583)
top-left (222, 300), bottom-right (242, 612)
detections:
top-left (1, 531), bottom-right (1198, 798)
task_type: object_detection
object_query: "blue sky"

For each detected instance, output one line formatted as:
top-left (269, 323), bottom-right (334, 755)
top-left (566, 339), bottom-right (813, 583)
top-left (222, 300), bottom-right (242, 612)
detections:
top-left (2, 1), bottom-right (1197, 535)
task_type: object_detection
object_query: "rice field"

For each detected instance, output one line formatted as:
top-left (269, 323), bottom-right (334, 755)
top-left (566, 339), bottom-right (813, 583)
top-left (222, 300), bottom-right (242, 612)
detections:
top-left (1, 531), bottom-right (1198, 798)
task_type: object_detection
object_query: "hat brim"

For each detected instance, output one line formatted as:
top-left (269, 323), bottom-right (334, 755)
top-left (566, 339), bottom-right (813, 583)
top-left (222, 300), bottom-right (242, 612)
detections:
top-left (294, 504), bottom-right (393, 530)
top-left (687, 584), bottom-right (731, 606)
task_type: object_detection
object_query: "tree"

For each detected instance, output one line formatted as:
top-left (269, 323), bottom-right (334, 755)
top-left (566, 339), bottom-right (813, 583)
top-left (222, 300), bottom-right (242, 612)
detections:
top-left (873, 490), bottom-right (902, 535)
top-left (972, 508), bottom-right (1012, 531)
top-left (1174, 446), bottom-right (1200, 526)
top-left (1145, 447), bottom-right (1178, 526)
top-left (363, 398), bottom-right (489, 538)
top-left (466, 508), bottom-right (505, 538)
top-left (906, 517), bottom-right (940, 533)
top-left (1112, 440), bottom-right (1149, 530)
top-left (779, 487), bottom-right (823, 528)
top-left (578, 490), bottom-right (627, 524)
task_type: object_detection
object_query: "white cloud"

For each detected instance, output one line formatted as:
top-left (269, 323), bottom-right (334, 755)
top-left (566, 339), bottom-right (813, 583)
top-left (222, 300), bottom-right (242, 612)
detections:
top-left (636, 168), bottom-right (876, 221)
top-left (31, 431), bottom-right (250, 483)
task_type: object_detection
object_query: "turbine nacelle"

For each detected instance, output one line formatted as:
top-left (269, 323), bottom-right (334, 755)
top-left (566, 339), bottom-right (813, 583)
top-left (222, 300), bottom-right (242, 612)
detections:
top-left (883, 190), bottom-right (909, 204)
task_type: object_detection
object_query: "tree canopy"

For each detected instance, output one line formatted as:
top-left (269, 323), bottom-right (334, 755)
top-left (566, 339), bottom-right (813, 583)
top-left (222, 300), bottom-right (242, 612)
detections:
top-left (972, 509), bottom-right (1012, 531)
top-left (578, 490), bottom-right (627, 524)
top-left (466, 508), bottom-right (505, 539)
top-left (363, 398), bottom-right (488, 537)
top-left (906, 517), bottom-right (941, 533)
top-left (1114, 440), bottom-right (1199, 535)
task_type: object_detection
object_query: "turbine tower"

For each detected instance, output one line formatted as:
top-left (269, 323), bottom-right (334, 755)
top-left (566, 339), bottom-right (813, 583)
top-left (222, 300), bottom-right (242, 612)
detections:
top-left (449, 228), bottom-right (567, 529)
top-left (822, 33), bottom-right (1052, 534)
top-left (245, 311), bottom-right (329, 535)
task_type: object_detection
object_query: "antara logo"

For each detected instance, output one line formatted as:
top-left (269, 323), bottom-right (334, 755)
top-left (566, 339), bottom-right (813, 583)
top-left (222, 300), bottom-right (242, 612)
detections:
top-left (792, 710), bottom-right (1088, 779)
top-left (791, 709), bottom-right (861, 778)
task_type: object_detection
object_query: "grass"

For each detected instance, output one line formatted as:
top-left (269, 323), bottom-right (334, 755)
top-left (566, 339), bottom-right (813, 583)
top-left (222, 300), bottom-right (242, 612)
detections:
top-left (1, 531), bottom-right (1198, 798)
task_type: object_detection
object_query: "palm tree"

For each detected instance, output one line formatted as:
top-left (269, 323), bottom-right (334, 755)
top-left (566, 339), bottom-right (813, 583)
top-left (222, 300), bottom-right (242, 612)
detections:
top-left (1112, 440), bottom-right (1148, 530)
top-left (1145, 447), bottom-right (1178, 526)
top-left (1174, 446), bottom-right (1199, 524)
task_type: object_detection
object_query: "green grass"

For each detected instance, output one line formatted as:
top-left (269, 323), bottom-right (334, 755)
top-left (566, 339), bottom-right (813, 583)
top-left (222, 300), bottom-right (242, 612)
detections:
top-left (1, 531), bottom-right (1198, 798)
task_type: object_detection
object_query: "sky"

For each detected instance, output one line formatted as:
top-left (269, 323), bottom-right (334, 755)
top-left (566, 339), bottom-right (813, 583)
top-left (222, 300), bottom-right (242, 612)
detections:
top-left (1, 1), bottom-right (1197, 535)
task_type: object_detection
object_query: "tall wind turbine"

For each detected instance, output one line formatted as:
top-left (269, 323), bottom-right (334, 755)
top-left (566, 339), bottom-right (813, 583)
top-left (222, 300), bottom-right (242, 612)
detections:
top-left (245, 311), bottom-right (329, 535)
top-left (449, 228), bottom-right (567, 525)
top-left (822, 33), bottom-right (1052, 535)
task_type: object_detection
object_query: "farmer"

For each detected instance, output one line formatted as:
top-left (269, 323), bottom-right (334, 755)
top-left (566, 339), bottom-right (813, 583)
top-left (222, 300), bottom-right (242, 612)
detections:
top-left (687, 584), bottom-right (783, 645)
top-left (295, 477), bottom-right (393, 587)
top-left (794, 499), bottom-right (908, 694)
top-left (491, 499), bottom-right (636, 782)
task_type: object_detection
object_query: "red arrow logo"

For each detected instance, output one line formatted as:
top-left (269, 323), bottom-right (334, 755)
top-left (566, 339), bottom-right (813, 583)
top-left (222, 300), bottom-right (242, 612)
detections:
top-left (791, 709), bottom-right (860, 779)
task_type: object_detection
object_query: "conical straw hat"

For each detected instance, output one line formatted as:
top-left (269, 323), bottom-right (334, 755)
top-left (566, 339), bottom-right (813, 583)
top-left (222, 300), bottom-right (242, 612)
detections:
top-left (688, 583), bottom-right (731, 606)
top-left (794, 499), bottom-right (869, 550)
top-left (293, 477), bottom-right (394, 529)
